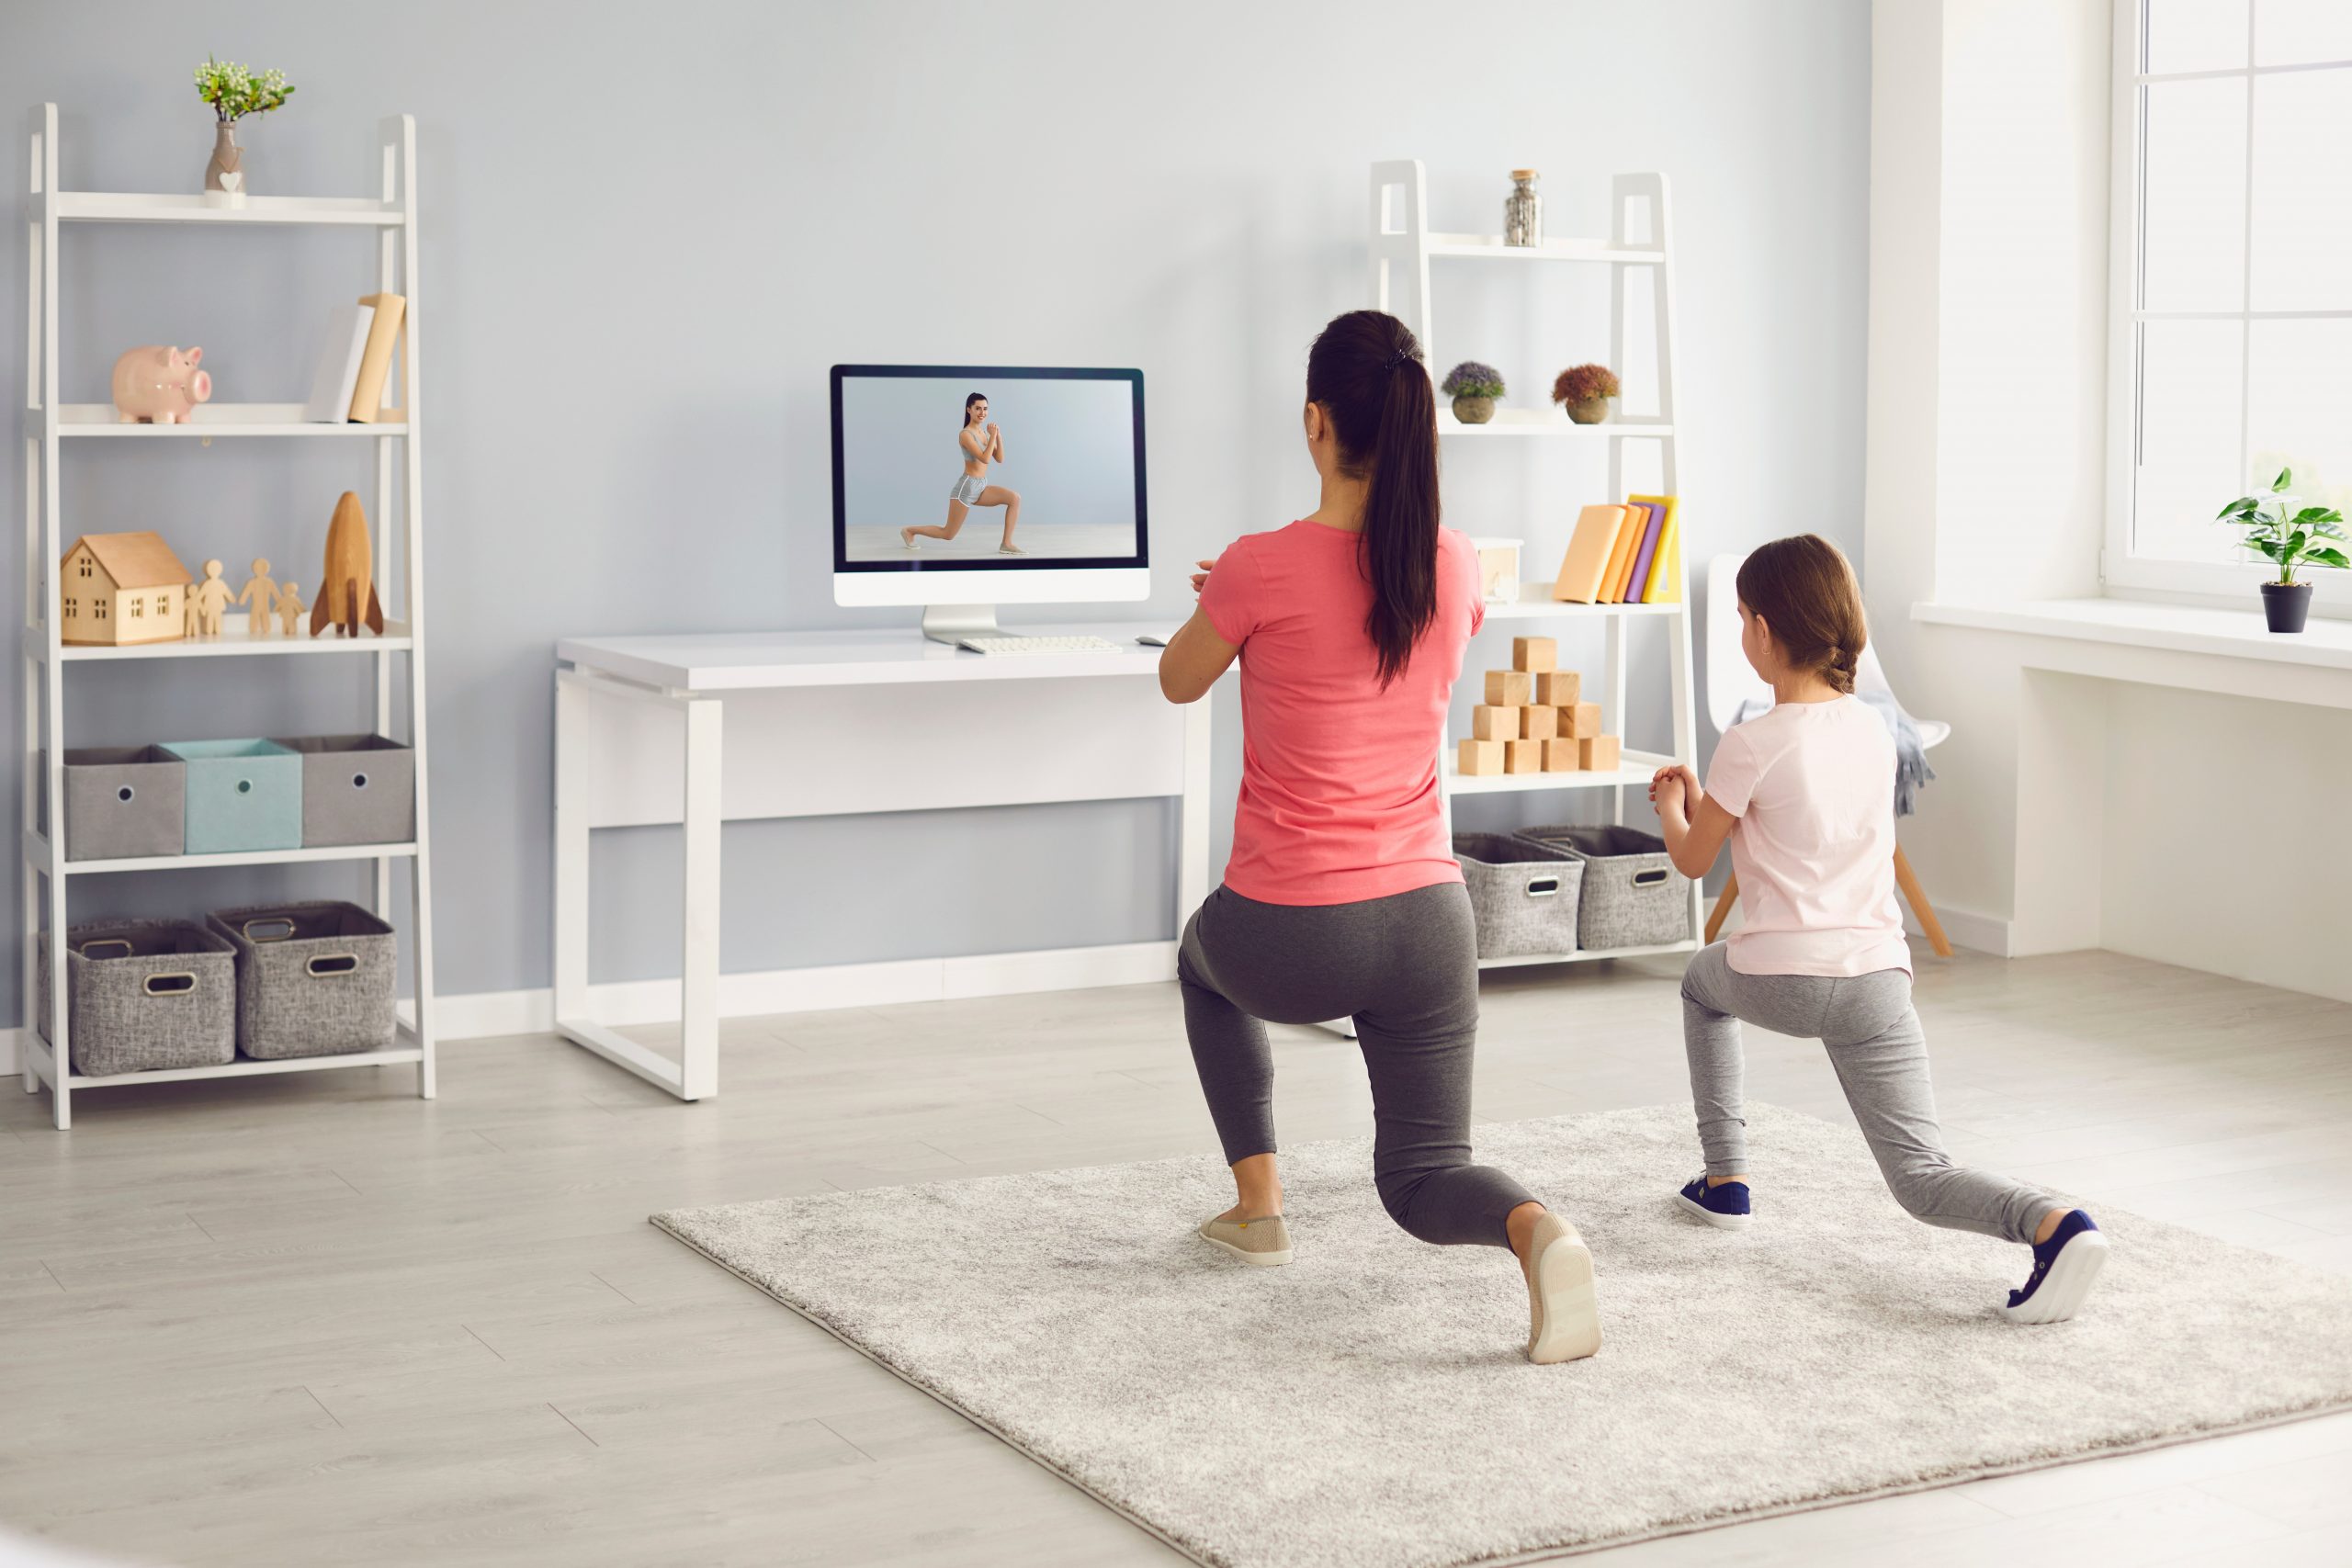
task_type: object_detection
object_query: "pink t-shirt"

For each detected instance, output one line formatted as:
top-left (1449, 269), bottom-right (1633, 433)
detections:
top-left (1703, 695), bottom-right (1912, 978)
top-left (1199, 521), bottom-right (1483, 906)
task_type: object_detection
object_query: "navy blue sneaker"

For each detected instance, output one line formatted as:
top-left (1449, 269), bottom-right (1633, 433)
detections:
top-left (2000, 1209), bottom-right (2109, 1324)
top-left (1674, 1173), bottom-right (1751, 1230)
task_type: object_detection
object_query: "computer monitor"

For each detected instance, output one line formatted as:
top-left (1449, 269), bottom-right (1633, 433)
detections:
top-left (831, 364), bottom-right (1149, 641)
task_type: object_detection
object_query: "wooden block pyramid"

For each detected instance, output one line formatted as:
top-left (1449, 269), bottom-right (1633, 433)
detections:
top-left (1455, 635), bottom-right (1625, 777)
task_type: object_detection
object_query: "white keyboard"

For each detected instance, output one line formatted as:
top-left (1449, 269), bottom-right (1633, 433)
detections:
top-left (956, 635), bottom-right (1125, 657)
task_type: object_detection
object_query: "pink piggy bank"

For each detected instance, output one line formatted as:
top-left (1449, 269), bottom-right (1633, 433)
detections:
top-left (110, 345), bottom-right (212, 424)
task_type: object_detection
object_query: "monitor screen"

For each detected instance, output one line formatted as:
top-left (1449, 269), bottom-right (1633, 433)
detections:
top-left (831, 365), bottom-right (1147, 573)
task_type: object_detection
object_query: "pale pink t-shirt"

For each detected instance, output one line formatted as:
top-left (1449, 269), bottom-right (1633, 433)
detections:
top-left (1199, 521), bottom-right (1482, 906)
top-left (1703, 695), bottom-right (1912, 977)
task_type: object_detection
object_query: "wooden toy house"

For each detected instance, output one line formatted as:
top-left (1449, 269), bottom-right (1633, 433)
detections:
top-left (61, 532), bottom-right (193, 648)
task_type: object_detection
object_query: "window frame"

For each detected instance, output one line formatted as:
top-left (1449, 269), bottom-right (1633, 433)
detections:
top-left (2104, 0), bottom-right (2352, 613)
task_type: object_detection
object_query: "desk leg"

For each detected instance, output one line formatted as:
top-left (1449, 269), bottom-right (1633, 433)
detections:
top-left (678, 694), bottom-right (722, 1100)
top-left (553, 671), bottom-right (591, 1025)
top-left (1178, 698), bottom-right (1213, 926)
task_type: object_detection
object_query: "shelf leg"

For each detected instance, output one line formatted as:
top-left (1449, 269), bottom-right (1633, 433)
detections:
top-left (44, 867), bottom-right (68, 1130)
top-left (678, 694), bottom-right (721, 1101)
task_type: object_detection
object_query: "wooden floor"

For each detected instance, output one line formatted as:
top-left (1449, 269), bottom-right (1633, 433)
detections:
top-left (3, 947), bottom-right (2349, 1567)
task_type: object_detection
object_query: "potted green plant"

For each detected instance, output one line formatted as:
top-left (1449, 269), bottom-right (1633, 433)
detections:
top-left (1440, 362), bottom-right (1505, 424)
top-left (193, 56), bottom-right (294, 206)
top-left (1551, 364), bottom-right (1620, 425)
top-left (2215, 467), bottom-right (2346, 634)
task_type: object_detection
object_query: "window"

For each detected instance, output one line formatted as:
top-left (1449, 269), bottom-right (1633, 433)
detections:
top-left (62, 597), bottom-right (76, 618)
top-left (129, 597), bottom-right (144, 618)
top-left (2109, 0), bottom-right (2352, 605)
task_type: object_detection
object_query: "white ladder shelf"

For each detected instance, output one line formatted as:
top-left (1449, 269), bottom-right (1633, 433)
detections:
top-left (1371, 160), bottom-right (1704, 969)
top-left (19, 105), bottom-right (438, 1127)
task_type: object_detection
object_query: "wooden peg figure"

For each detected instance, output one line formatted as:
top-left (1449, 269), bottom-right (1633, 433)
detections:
top-left (238, 557), bottom-right (278, 637)
top-left (276, 581), bottom-right (304, 637)
top-left (191, 559), bottom-right (234, 639)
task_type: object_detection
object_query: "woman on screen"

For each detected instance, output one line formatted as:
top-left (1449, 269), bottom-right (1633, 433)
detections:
top-left (902, 392), bottom-right (1024, 554)
top-left (1155, 310), bottom-right (1600, 1365)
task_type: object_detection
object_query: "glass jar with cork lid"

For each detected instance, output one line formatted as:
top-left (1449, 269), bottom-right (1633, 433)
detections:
top-left (1504, 169), bottom-right (1542, 247)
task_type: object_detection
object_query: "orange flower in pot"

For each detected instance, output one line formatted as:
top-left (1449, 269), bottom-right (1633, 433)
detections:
top-left (1551, 364), bottom-right (1619, 425)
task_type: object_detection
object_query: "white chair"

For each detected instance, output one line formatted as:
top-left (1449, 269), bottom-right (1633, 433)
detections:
top-left (1698, 553), bottom-right (1952, 955)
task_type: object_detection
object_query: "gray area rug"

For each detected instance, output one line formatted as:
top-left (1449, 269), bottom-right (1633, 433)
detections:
top-left (653, 1104), bottom-right (2352, 1568)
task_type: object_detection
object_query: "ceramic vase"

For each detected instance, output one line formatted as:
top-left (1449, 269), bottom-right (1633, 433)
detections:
top-left (2261, 581), bottom-right (2312, 634)
top-left (1566, 397), bottom-right (1611, 425)
top-left (1452, 395), bottom-right (1497, 424)
top-left (204, 122), bottom-right (245, 207)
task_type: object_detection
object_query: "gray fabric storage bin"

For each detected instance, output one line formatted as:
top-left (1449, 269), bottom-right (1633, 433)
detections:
top-left (1453, 832), bottom-right (1584, 960)
top-left (1519, 825), bottom-right (1692, 951)
top-left (207, 901), bottom-right (398, 1059)
top-left (271, 734), bottom-right (416, 847)
top-left (37, 919), bottom-right (236, 1076)
top-left (55, 747), bottom-right (187, 862)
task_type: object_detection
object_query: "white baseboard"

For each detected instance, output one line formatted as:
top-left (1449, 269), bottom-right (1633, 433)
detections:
top-left (1905, 902), bottom-right (2014, 958)
top-left (430, 940), bottom-right (1181, 1041)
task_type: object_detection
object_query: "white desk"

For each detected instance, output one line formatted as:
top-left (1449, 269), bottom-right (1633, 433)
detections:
top-left (554, 626), bottom-right (1209, 1099)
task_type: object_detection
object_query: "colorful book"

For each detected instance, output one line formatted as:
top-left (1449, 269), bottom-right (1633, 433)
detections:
top-left (1597, 506), bottom-right (1642, 604)
top-left (348, 292), bottom-right (407, 423)
top-left (1624, 502), bottom-right (1666, 602)
top-left (1552, 504), bottom-right (1628, 604)
top-left (1628, 494), bottom-right (1681, 603)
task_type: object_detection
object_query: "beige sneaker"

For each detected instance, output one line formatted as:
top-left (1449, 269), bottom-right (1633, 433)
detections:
top-left (1523, 1213), bottom-right (1601, 1364)
top-left (1198, 1213), bottom-right (1293, 1267)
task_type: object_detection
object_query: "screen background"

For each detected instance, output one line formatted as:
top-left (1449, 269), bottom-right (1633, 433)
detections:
top-left (839, 375), bottom-right (1139, 536)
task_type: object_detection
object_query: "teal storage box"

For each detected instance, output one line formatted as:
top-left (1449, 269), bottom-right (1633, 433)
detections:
top-left (161, 739), bottom-right (301, 854)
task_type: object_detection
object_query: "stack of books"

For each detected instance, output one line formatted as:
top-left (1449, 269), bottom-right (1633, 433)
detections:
top-left (300, 294), bottom-right (408, 424)
top-left (1551, 495), bottom-right (1679, 604)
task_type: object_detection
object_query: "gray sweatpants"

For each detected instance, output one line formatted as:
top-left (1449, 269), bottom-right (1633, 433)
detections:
top-left (1178, 881), bottom-right (1537, 1249)
top-left (1680, 942), bottom-right (2057, 1246)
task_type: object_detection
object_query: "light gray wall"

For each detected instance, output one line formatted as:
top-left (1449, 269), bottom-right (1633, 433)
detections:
top-left (0, 0), bottom-right (1870, 1015)
top-left (841, 374), bottom-right (1136, 530)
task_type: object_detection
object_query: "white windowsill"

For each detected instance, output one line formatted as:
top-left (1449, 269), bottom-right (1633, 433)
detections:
top-left (1912, 597), bottom-right (2352, 674)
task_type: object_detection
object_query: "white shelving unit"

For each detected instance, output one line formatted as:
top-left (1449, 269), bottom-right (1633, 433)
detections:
top-left (19, 105), bottom-right (437, 1128)
top-left (1371, 160), bottom-right (1704, 970)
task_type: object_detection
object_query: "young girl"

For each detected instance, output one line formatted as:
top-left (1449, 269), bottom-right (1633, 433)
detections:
top-left (1649, 535), bottom-right (2108, 1324)
top-left (1155, 310), bottom-right (1602, 1365)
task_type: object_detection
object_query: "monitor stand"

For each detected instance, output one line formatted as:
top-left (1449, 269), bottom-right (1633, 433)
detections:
top-left (921, 604), bottom-right (1001, 646)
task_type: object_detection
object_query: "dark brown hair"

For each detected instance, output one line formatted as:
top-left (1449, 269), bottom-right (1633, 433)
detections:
top-left (1734, 534), bottom-right (1867, 694)
top-left (964, 391), bottom-right (988, 428)
top-left (1306, 310), bottom-right (1440, 686)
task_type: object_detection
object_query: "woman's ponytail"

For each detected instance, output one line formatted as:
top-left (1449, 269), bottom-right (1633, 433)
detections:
top-left (1306, 311), bottom-right (1441, 686)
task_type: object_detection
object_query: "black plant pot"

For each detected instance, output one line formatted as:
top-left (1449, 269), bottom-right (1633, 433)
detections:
top-left (2261, 581), bottom-right (2312, 634)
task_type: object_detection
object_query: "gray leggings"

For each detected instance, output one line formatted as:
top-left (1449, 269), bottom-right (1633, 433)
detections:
top-left (1680, 942), bottom-right (2056, 1245)
top-left (1178, 881), bottom-right (1536, 1249)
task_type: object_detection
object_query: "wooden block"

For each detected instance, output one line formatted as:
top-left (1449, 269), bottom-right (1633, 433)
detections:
top-left (1534, 671), bottom-right (1582, 707)
top-left (1473, 705), bottom-right (1520, 741)
top-left (1457, 738), bottom-right (1505, 776)
top-left (1484, 670), bottom-right (1532, 706)
top-left (1520, 705), bottom-right (1557, 740)
top-left (1560, 702), bottom-right (1602, 739)
top-left (1511, 636), bottom-right (1557, 674)
top-left (1579, 734), bottom-right (1622, 773)
top-left (1543, 738), bottom-right (1583, 773)
top-left (1504, 739), bottom-right (1543, 775)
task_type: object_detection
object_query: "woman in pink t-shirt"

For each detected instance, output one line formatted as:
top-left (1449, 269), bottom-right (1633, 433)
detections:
top-left (1650, 535), bottom-right (2109, 1325)
top-left (1155, 310), bottom-right (1600, 1365)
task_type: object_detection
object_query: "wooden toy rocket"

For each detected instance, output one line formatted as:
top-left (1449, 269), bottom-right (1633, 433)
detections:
top-left (311, 491), bottom-right (386, 638)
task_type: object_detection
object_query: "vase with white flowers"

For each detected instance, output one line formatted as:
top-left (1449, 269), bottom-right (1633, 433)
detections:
top-left (2215, 467), bottom-right (2347, 634)
top-left (193, 56), bottom-right (295, 206)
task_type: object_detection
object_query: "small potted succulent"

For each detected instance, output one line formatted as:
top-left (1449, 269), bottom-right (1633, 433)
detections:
top-left (2215, 467), bottom-right (2347, 634)
top-left (193, 56), bottom-right (295, 206)
top-left (1552, 364), bottom-right (1620, 424)
top-left (1440, 361), bottom-right (1506, 424)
